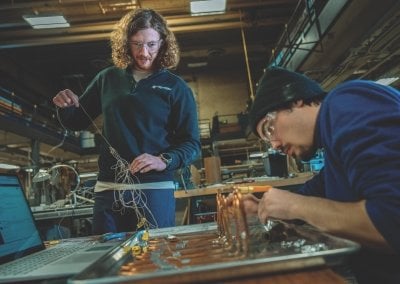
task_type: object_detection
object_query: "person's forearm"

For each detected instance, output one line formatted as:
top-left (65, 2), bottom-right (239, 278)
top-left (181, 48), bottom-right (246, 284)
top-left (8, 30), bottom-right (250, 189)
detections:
top-left (293, 197), bottom-right (392, 252)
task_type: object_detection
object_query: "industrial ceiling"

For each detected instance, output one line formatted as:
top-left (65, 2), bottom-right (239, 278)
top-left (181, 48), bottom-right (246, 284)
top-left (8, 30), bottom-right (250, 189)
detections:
top-left (0, 0), bottom-right (399, 173)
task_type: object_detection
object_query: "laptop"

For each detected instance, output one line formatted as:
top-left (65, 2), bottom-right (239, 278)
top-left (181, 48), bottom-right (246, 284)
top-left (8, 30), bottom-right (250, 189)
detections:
top-left (0, 173), bottom-right (123, 283)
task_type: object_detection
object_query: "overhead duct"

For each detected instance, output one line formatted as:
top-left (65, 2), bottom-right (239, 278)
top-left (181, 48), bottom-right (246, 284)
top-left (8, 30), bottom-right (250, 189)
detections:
top-left (270, 0), bottom-right (349, 71)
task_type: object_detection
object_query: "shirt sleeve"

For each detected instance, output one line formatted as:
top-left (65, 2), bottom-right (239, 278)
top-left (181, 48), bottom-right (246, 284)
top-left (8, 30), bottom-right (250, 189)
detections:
top-left (165, 79), bottom-right (201, 169)
top-left (297, 169), bottom-right (326, 197)
top-left (325, 81), bottom-right (400, 253)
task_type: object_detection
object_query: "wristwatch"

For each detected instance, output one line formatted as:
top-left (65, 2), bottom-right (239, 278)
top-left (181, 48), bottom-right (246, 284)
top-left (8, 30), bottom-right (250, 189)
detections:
top-left (159, 153), bottom-right (173, 169)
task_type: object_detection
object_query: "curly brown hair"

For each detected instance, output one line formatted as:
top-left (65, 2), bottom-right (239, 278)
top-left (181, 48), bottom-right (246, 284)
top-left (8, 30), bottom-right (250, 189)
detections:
top-left (110, 8), bottom-right (180, 70)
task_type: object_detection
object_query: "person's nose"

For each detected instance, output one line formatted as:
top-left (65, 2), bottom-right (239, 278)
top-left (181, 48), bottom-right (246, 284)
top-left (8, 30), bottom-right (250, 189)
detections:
top-left (138, 45), bottom-right (150, 55)
top-left (270, 140), bottom-right (282, 149)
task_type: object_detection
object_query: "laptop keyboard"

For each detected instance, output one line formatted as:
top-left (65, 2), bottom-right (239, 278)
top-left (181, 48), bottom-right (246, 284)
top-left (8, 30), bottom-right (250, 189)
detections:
top-left (0, 241), bottom-right (94, 276)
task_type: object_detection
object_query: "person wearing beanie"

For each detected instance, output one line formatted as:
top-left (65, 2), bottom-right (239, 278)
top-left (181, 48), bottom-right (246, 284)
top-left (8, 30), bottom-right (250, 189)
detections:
top-left (244, 66), bottom-right (400, 283)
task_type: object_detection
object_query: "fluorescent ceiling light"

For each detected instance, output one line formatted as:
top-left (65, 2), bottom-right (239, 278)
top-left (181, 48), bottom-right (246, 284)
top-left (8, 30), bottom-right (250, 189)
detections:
top-left (190, 0), bottom-right (226, 15)
top-left (375, 77), bottom-right (399, 86)
top-left (23, 14), bottom-right (70, 29)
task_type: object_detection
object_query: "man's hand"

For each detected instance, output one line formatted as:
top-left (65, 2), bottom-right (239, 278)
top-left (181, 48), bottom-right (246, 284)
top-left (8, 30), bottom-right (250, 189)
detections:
top-left (53, 89), bottom-right (80, 108)
top-left (257, 188), bottom-right (392, 252)
top-left (130, 153), bottom-right (167, 174)
top-left (257, 187), bottom-right (303, 223)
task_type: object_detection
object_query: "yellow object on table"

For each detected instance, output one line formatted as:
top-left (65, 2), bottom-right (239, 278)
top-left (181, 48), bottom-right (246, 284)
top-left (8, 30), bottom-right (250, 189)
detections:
top-left (236, 185), bottom-right (271, 194)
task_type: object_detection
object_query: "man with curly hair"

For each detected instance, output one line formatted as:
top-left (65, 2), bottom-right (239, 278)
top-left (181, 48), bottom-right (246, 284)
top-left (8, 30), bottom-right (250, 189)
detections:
top-left (53, 9), bottom-right (200, 234)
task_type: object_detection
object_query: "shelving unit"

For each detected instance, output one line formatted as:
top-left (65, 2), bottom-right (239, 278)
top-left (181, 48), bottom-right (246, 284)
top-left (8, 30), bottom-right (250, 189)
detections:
top-left (198, 119), bottom-right (211, 140)
top-left (212, 138), bottom-right (265, 166)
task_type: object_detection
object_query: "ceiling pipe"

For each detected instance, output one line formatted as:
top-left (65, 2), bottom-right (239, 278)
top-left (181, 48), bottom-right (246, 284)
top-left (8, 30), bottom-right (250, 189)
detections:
top-left (283, 0), bottom-right (349, 71)
top-left (240, 10), bottom-right (255, 101)
top-left (0, 12), bottom-right (243, 38)
top-left (0, 17), bottom-right (288, 49)
top-left (0, 0), bottom-right (297, 11)
top-left (0, 0), bottom-right (121, 10)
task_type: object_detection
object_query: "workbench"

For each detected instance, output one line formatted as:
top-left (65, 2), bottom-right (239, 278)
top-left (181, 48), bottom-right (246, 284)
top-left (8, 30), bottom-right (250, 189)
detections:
top-left (68, 222), bottom-right (355, 284)
top-left (29, 172), bottom-right (354, 283)
top-left (30, 173), bottom-right (314, 237)
top-left (32, 205), bottom-right (94, 221)
top-left (174, 172), bottom-right (314, 199)
top-left (31, 205), bottom-right (94, 240)
top-left (174, 172), bottom-right (314, 224)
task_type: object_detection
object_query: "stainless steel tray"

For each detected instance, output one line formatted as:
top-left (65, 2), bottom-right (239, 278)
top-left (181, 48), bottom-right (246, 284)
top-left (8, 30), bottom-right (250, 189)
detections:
top-left (69, 222), bottom-right (359, 284)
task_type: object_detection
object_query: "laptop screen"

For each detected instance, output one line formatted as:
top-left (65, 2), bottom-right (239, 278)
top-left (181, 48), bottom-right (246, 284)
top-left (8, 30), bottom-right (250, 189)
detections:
top-left (0, 173), bottom-right (45, 264)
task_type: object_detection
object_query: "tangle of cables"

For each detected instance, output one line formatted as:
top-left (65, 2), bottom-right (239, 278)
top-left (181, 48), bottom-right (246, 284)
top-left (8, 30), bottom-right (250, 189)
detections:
top-left (56, 103), bottom-right (157, 230)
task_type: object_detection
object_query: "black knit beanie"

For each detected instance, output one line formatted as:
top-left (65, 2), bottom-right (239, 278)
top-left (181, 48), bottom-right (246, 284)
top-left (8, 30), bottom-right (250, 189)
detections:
top-left (249, 66), bottom-right (326, 136)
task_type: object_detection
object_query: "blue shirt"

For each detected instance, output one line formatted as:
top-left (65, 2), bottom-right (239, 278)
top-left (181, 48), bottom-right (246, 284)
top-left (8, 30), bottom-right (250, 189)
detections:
top-left (299, 80), bottom-right (400, 283)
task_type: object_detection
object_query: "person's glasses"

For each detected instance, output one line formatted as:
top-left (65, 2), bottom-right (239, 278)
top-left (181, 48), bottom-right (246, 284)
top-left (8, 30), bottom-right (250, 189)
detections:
top-left (129, 39), bottom-right (162, 52)
top-left (256, 111), bottom-right (277, 142)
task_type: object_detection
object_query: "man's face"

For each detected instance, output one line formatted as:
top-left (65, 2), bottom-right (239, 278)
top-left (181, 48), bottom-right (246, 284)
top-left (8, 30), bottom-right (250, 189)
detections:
top-left (256, 101), bottom-right (318, 161)
top-left (129, 28), bottom-right (162, 72)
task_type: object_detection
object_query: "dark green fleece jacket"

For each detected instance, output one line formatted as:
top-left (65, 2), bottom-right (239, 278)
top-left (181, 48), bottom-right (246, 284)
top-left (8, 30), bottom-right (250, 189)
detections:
top-left (58, 66), bottom-right (201, 183)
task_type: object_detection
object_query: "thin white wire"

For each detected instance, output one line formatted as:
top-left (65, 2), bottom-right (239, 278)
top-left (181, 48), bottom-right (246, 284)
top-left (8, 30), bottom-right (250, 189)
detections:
top-left (108, 147), bottom-right (158, 229)
top-left (46, 129), bottom-right (68, 156)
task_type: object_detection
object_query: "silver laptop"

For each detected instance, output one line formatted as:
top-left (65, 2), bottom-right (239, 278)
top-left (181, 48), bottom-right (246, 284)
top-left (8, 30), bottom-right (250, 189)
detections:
top-left (0, 173), bottom-right (122, 283)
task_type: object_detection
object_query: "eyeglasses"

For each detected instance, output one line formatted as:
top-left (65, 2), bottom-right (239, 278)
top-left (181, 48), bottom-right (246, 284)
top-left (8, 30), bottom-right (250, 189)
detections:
top-left (129, 39), bottom-right (162, 52)
top-left (256, 111), bottom-right (277, 142)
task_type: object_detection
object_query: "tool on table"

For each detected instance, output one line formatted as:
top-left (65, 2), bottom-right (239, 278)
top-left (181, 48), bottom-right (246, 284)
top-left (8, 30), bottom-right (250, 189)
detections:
top-left (235, 185), bottom-right (271, 194)
top-left (99, 232), bottom-right (127, 242)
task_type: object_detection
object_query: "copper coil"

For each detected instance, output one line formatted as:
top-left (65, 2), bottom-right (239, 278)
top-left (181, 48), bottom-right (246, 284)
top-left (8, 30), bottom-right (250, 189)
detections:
top-left (121, 233), bottom-right (246, 273)
top-left (120, 189), bottom-right (254, 275)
